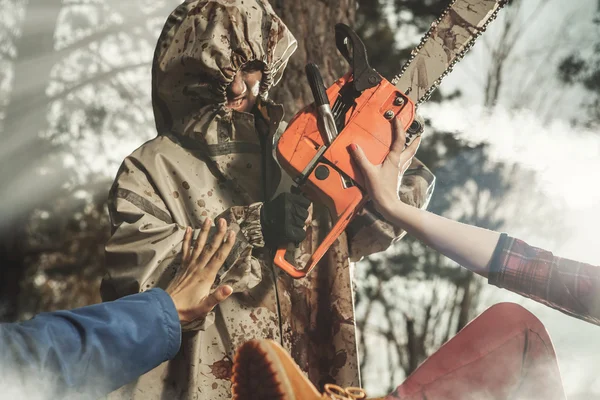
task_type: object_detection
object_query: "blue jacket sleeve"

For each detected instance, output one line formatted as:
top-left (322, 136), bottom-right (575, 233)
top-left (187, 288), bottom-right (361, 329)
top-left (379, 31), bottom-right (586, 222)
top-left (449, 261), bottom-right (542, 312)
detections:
top-left (0, 288), bottom-right (181, 399)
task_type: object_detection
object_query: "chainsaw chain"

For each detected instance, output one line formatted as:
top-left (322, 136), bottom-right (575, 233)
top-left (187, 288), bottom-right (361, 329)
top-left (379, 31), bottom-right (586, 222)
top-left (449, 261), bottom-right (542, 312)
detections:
top-left (391, 0), bottom-right (509, 106)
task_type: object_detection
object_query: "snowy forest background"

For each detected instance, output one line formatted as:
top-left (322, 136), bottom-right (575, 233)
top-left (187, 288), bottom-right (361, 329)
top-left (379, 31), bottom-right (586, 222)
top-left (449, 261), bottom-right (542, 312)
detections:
top-left (0, 0), bottom-right (599, 398)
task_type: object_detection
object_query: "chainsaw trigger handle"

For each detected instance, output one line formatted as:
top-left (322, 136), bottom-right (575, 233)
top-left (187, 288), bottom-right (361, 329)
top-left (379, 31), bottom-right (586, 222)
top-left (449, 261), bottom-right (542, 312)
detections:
top-left (334, 23), bottom-right (381, 92)
top-left (273, 183), bottom-right (368, 279)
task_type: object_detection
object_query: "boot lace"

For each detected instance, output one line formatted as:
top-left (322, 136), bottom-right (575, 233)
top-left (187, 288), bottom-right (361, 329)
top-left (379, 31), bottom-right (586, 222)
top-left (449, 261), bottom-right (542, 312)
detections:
top-left (324, 383), bottom-right (367, 399)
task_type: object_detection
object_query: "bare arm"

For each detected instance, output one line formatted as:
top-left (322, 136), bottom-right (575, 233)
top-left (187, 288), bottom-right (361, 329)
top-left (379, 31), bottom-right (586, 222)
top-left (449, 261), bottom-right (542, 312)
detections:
top-left (349, 120), bottom-right (600, 325)
top-left (348, 117), bottom-right (500, 277)
top-left (375, 200), bottom-right (500, 278)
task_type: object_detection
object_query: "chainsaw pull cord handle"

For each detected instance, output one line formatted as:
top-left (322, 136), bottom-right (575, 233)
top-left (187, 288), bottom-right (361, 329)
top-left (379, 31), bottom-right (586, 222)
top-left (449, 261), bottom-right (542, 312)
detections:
top-left (334, 23), bottom-right (381, 92)
top-left (305, 63), bottom-right (338, 144)
top-left (305, 63), bottom-right (329, 108)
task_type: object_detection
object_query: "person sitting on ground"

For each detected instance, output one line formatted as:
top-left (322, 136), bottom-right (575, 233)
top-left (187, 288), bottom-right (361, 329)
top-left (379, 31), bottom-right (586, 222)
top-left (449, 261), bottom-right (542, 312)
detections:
top-left (230, 119), bottom-right (599, 400)
top-left (1, 219), bottom-right (233, 400)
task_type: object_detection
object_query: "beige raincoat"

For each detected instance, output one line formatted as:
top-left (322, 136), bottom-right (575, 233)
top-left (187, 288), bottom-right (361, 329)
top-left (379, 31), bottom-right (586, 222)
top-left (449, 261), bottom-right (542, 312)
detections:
top-left (101, 1), bottom-right (436, 398)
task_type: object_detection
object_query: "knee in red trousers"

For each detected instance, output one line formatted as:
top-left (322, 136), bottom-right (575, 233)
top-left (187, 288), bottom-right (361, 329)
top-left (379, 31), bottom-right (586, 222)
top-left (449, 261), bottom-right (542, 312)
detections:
top-left (480, 302), bottom-right (552, 342)
top-left (388, 302), bottom-right (565, 400)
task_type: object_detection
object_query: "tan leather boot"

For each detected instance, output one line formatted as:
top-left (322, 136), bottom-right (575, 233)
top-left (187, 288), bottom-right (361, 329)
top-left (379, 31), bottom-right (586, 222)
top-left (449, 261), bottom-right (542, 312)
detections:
top-left (231, 339), bottom-right (376, 400)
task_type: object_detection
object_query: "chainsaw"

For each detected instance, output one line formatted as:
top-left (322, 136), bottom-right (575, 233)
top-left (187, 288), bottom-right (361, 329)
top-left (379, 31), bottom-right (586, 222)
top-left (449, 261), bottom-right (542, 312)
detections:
top-left (273, 0), bottom-right (508, 278)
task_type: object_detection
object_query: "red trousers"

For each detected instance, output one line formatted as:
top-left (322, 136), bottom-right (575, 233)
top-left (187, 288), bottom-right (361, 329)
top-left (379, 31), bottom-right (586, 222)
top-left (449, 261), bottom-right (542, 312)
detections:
top-left (387, 303), bottom-right (566, 400)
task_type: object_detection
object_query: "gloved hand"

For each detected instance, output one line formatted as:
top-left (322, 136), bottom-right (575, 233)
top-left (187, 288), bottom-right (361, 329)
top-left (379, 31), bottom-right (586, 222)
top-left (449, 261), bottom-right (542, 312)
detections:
top-left (261, 192), bottom-right (311, 248)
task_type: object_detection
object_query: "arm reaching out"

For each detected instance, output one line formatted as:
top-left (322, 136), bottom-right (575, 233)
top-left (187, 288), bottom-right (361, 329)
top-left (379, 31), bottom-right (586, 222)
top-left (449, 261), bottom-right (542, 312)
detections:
top-left (348, 126), bottom-right (600, 326)
top-left (348, 119), bottom-right (500, 277)
top-left (0, 221), bottom-right (236, 399)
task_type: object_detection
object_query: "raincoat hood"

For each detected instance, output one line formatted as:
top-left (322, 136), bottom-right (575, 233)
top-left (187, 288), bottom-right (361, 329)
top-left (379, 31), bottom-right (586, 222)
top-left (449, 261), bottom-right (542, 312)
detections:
top-left (151, 0), bottom-right (297, 136)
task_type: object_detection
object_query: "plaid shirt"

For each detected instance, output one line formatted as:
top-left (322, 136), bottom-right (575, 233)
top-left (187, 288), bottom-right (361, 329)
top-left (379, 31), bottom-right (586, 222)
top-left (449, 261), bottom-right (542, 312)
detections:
top-left (488, 234), bottom-right (600, 326)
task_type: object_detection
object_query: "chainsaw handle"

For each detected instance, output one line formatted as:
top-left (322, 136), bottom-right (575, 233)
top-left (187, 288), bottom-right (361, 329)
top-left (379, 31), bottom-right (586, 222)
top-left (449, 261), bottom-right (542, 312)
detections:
top-left (274, 247), bottom-right (307, 279)
top-left (334, 23), bottom-right (363, 65)
top-left (334, 23), bottom-right (381, 92)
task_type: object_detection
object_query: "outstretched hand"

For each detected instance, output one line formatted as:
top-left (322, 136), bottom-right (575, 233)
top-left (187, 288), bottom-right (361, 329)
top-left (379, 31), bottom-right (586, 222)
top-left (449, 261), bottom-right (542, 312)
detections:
top-left (349, 116), bottom-right (421, 219)
top-left (166, 218), bottom-right (234, 324)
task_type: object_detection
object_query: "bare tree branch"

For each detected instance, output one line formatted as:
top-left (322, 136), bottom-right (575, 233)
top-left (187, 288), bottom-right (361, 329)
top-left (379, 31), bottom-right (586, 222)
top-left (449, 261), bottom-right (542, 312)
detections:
top-left (443, 284), bottom-right (461, 343)
top-left (52, 3), bottom-right (170, 61)
top-left (358, 283), bottom-right (380, 372)
top-left (49, 62), bottom-right (147, 103)
top-left (0, 47), bottom-right (12, 60)
top-left (386, 340), bottom-right (396, 394)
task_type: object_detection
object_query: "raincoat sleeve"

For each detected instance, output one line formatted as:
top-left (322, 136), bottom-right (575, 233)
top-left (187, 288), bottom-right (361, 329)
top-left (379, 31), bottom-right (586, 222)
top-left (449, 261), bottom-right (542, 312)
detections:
top-left (0, 288), bottom-right (180, 400)
top-left (347, 157), bottom-right (435, 261)
top-left (102, 157), bottom-right (263, 331)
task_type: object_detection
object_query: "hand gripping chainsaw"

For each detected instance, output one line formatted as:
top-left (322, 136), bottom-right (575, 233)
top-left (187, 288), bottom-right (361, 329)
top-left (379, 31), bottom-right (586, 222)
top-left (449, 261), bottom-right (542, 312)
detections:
top-left (273, 0), bottom-right (508, 278)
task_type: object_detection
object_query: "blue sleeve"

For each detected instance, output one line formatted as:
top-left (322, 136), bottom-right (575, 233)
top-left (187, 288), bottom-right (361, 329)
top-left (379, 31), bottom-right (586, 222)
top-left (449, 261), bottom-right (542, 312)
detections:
top-left (0, 288), bottom-right (181, 399)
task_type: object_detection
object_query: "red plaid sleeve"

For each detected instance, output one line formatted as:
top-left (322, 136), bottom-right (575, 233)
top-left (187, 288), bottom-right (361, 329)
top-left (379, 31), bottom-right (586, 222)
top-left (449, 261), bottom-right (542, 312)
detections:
top-left (488, 234), bottom-right (600, 326)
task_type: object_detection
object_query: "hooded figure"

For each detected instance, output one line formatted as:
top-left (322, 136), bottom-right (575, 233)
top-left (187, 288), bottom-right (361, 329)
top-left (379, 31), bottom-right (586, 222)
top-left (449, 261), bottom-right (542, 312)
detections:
top-left (101, 0), bottom-right (436, 398)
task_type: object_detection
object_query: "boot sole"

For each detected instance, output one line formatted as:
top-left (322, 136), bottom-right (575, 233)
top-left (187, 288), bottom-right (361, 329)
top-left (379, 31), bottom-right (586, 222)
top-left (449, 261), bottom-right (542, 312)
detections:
top-left (231, 339), bottom-right (295, 400)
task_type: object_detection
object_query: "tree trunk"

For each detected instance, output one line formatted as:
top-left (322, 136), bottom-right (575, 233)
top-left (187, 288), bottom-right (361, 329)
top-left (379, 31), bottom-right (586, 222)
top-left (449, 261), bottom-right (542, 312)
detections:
top-left (0, 0), bottom-right (63, 321)
top-left (268, 0), bottom-right (356, 118)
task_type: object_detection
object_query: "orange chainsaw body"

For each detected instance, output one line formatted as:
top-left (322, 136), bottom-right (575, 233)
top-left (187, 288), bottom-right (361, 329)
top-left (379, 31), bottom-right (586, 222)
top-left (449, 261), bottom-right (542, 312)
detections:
top-left (274, 72), bottom-right (416, 278)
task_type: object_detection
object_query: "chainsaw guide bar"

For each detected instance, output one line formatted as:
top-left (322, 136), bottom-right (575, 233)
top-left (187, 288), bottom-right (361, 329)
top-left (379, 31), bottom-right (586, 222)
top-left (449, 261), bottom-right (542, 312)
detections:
top-left (393, 0), bottom-right (509, 105)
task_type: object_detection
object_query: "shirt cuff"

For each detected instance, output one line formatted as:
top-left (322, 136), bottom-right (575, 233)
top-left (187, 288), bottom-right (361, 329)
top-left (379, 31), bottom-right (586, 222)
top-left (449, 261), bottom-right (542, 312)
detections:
top-left (148, 288), bottom-right (182, 361)
top-left (488, 233), bottom-right (509, 287)
top-left (237, 202), bottom-right (265, 248)
top-left (216, 202), bottom-right (265, 248)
